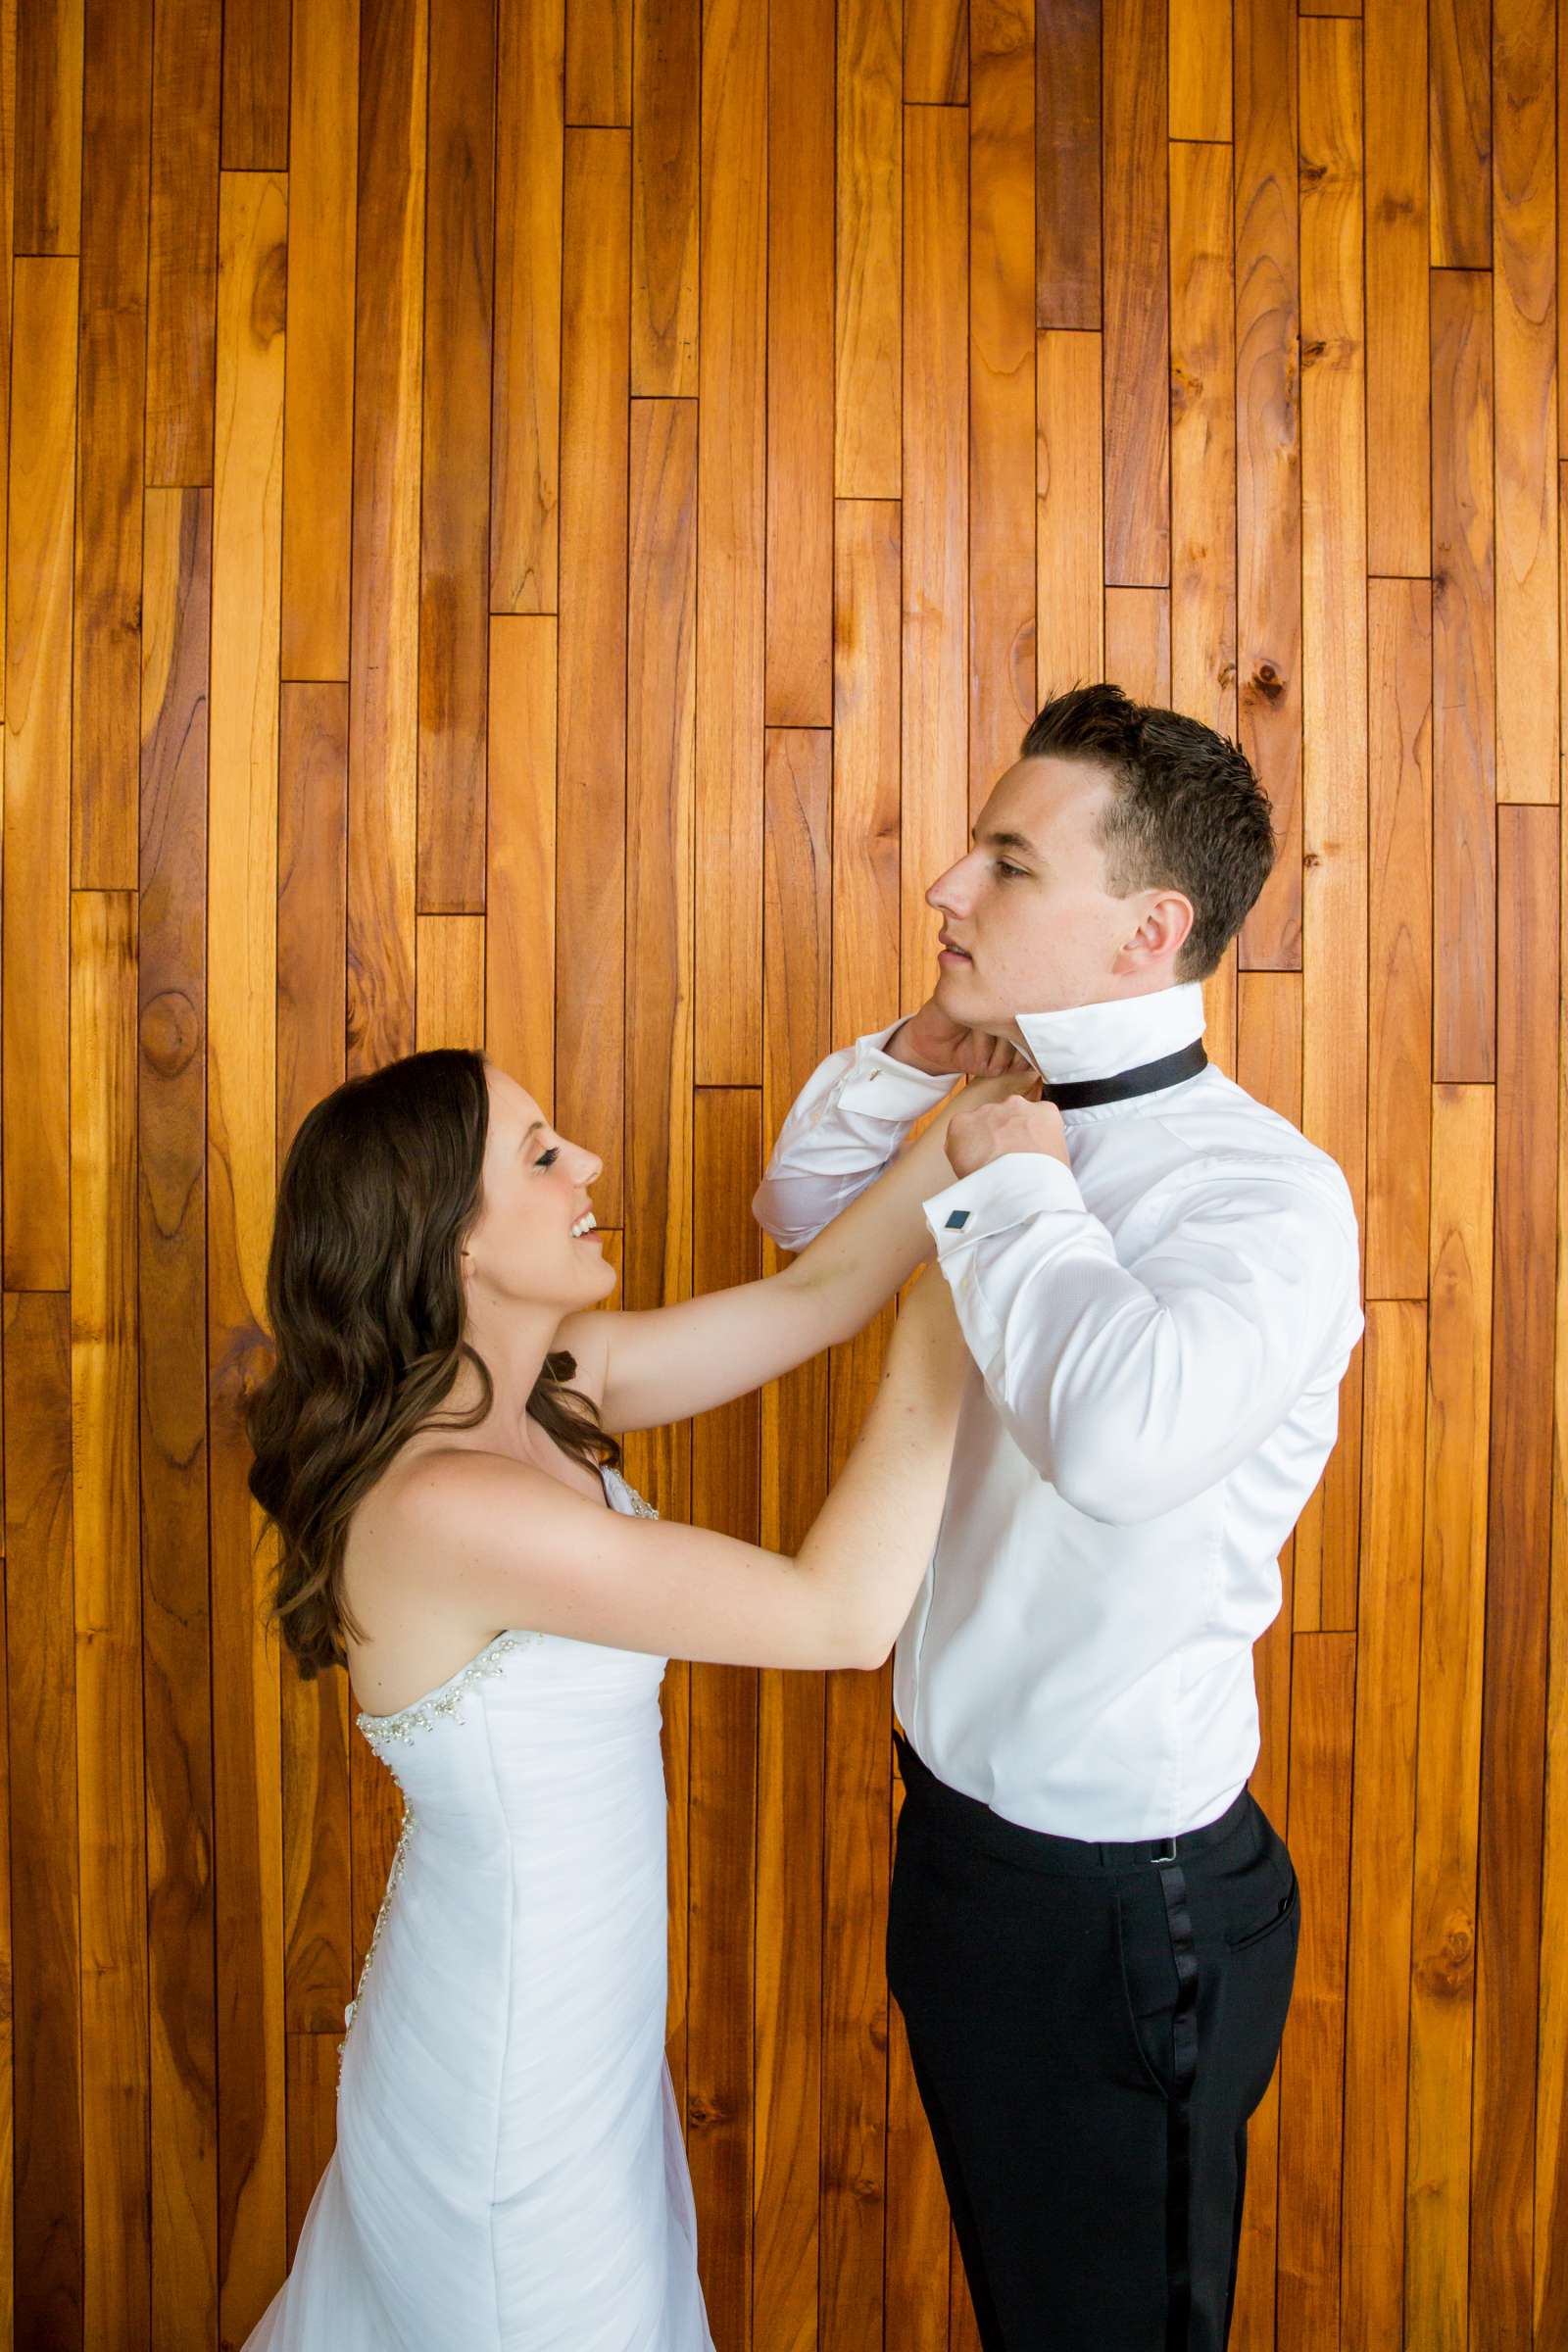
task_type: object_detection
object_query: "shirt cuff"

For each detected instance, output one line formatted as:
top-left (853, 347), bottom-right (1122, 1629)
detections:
top-left (831, 1022), bottom-right (962, 1121)
top-left (922, 1150), bottom-right (1086, 1253)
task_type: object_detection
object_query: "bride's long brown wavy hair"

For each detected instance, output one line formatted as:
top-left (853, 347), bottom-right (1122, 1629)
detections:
top-left (246, 1047), bottom-right (621, 1679)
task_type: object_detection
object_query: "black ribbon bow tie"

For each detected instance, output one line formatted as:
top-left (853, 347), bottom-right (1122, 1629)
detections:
top-left (1030, 1036), bottom-right (1208, 1110)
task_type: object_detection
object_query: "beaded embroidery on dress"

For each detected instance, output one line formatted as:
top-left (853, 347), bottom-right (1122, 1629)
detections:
top-left (242, 1460), bottom-right (714, 2351)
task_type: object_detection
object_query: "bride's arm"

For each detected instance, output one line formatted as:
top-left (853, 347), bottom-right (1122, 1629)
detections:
top-left (555, 1066), bottom-right (1036, 1434)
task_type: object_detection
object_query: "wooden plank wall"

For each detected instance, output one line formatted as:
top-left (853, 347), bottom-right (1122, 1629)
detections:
top-left (1, 0), bottom-right (1563, 2345)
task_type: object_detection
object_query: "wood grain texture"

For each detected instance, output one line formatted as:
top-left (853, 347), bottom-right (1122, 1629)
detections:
top-left (9, 1), bottom-right (1565, 2339)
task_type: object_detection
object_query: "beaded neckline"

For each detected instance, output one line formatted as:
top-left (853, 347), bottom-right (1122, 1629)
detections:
top-left (353, 1457), bottom-right (658, 1745)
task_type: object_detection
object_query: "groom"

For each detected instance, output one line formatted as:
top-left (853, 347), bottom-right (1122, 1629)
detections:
top-left (753, 683), bottom-right (1364, 2350)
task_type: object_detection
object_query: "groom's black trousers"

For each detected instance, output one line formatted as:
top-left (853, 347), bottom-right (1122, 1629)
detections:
top-left (888, 1728), bottom-right (1300, 2351)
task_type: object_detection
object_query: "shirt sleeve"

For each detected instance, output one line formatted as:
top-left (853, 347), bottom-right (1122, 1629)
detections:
top-left (751, 1021), bottom-right (960, 1250)
top-left (922, 1147), bottom-right (1365, 1525)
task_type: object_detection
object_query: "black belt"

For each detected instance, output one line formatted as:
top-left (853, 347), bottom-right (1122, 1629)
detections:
top-left (893, 1728), bottom-right (1234, 2348)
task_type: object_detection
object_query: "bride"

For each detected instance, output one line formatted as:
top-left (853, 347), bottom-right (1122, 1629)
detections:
top-left (239, 1040), bottom-right (1027, 2349)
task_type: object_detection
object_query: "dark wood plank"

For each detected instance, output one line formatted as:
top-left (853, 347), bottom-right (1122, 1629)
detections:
top-left (492, 0), bottom-right (564, 612)
top-left (755, 727), bottom-right (831, 2345)
top-left (1169, 138), bottom-right (1236, 737)
top-left (1101, 0), bottom-right (1168, 585)
top-left (698, 0), bottom-right (767, 1083)
top-left (15, 0), bottom-right (80, 253)
top-left (71, 888), bottom-right (151, 2343)
top-left (1469, 806), bottom-right (1557, 2341)
top-left (1234, 0), bottom-right (1301, 974)
top-left (1035, 0), bottom-right (1099, 329)
top-left (4, 1292), bottom-right (83, 2350)
top-left (419, 0), bottom-right (496, 910)
top-left (1429, 0), bottom-right (1490, 268)
top-left (688, 1089), bottom-right (762, 2348)
top-left (220, 0), bottom-right (289, 168)
top-left (905, 0), bottom-right (966, 102)
top-left (278, 683), bottom-right (353, 2043)
top-left (73, 0), bottom-right (150, 886)
top-left (556, 126), bottom-right (629, 1221)
top-left (566, 0), bottom-right (631, 122)
top-left (139, 485), bottom-right (220, 2344)
top-left (969, 0), bottom-right (1036, 793)
top-left (766, 0), bottom-right (835, 727)
top-left (146, 0), bottom-right (220, 488)
top-left (1364, 0), bottom-right (1429, 576)
top-left (631, 0), bottom-right (699, 396)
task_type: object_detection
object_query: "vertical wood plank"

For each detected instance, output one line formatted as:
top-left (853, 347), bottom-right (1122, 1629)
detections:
top-left (220, 0), bottom-right (290, 169)
top-left (1431, 269), bottom-right (1495, 1086)
top-left (1036, 330), bottom-right (1103, 698)
top-left (1034, 0), bottom-right (1099, 331)
top-left (492, 0), bottom-right (564, 612)
top-left (3, 259), bottom-right (75, 1289)
top-left (1429, 0), bottom-right (1490, 269)
top-left (1364, 0), bottom-right (1429, 577)
top-left (566, 0), bottom-right (631, 123)
top-left (1493, 0), bottom-right (1559, 808)
top-left (14, 0), bottom-right (81, 253)
top-left (1406, 1083), bottom-right (1494, 2352)
top-left (347, 0), bottom-right (426, 1083)
top-left (969, 0), bottom-right (1036, 794)
top-left (1469, 805), bottom-right (1558, 2342)
top-left (486, 617), bottom-right (559, 1107)
top-left (146, 0), bottom-right (220, 488)
top-left (139, 485), bottom-right (219, 2344)
top-left (281, 0), bottom-right (357, 678)
top-left (624, 398), bottom-right (698, 2129)
top-left (1169, 0), bottom-right (1230, 144)
top-left (1234, 0), bottom-right (1301, 973)
top-left (689, 1090), bottom-right (761, 2349)
top-left (1275, 1633), bottom-right (1354, 2352)
top-left (904, 99), bottom-right (968, 1004)
top-left (1295, 14), bottom-right (1366, 1636)
top-left (1169, 139), bottom-right (1237, 739)
top-left (71, 887), bottom-right (149, 2345)
top-left (5, 1292), bottom-right (82, 2350)
top-left (632, 0), bottom-right (700, 397)
top-left (419, 0), bottom-right (496, 910)
top-left (836, 0), bottom-right (902, 498)
top-left (698, 0), bottom-right (768, 1082)
top-left (766, 0), bottom-right (835, 726)
top-left (1365, 580), bottom-right (1434, 1304)
top-left (905, 0), bottom-right (966, 104)
top-left (277, 683), bottom-right (353, 2043)
top-left (556, 126), bottom-right (629, 1220)
top-left (1341, 1300), bottom-right (1426, 2352)
top-left (1101, 0), bottom-right (1168, 585)
top-left (755, 727), bottom-right (830, 2347)
top-left (1103, 586), bottom-right (1169, 705)
top-left (209, 166), bottom-right (287, 2341)
top-left (73, 0), bottom-right (150, 887)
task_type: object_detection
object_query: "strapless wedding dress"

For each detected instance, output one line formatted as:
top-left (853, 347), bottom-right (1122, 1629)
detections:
top-left (243, 1460), bottom-right (714, 2350)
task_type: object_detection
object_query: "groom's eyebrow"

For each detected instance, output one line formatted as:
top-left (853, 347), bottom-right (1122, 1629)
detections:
top-left (971, 822), bottom-right (1041, 858)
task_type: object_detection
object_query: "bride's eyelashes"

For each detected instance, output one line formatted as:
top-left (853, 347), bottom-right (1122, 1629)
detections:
top-left (536, 1146), bottom-right (561, 1169)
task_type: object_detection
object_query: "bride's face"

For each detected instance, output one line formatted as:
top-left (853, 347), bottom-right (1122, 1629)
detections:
top-left (459, 1064), bottom-right (617, 1320)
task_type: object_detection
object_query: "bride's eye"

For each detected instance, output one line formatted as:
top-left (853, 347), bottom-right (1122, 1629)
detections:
top-left (536, 1146), bottom-right (560, 1169)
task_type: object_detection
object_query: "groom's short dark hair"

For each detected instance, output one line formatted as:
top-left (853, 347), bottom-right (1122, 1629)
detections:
top-left (1019, 682), bottom-right (1276, 983)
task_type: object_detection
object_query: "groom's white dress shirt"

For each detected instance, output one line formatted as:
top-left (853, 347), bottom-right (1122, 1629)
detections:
top-left (753, 980), bottom-right (1365, 1840)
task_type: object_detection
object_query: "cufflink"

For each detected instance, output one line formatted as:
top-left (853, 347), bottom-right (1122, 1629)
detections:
top-left (945, 1208), bottom-right (970, 1230)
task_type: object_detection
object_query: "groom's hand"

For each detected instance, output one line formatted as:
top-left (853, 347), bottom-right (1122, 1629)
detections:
top-left (884, 997), bottom-right (1033, 1082)
top-left (945, 1090), bottom-right (1069, 1180)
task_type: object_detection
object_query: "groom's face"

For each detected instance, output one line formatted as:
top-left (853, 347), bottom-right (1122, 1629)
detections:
top-left (923, 756), bottom-right (1163, 1033)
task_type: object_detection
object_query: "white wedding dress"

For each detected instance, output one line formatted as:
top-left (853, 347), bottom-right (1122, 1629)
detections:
top-left (243, 1460), bottom-right (714, 2351)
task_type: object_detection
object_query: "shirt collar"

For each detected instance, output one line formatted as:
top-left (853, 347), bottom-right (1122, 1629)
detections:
top-left (1013, 979), bottom-right (1207, 1087)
